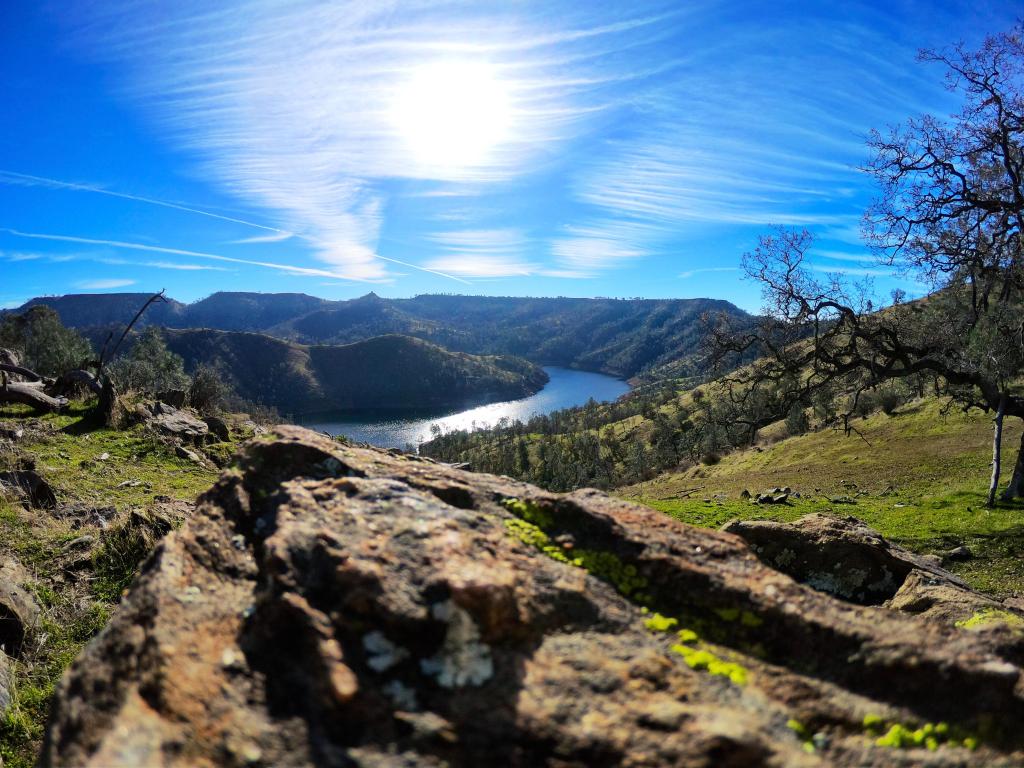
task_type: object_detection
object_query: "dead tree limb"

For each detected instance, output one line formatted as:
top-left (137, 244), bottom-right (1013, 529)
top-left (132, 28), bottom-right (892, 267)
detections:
top-left (0, 362), bottom-right (42, 382)
top-left (1, 380), bottom-right (68, 412)
top-left (100, 289), bottom-right (168, 372)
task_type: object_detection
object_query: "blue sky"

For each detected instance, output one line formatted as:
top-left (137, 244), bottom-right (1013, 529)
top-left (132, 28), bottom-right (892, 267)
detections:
top-left (1, 1), bottom-right (1017, 312)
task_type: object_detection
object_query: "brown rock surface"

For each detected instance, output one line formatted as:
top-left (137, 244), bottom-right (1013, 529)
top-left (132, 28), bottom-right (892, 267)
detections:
top-left (722, 514), bottom-right (967, 604)
top-left (42, 428), bottom-right (1024, 767)
top-left (0, 557), bottom-right (39, 658)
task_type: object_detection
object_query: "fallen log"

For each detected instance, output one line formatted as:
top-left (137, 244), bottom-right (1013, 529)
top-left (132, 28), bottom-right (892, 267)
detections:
top-left (52, 369), bottom-right (103, 396)
top-left (0, 381), bottom-right (68, 412)
top-left (0, 362), bottom-right (42, 382)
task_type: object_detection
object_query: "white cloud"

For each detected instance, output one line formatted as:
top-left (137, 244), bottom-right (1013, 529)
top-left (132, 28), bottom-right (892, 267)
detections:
top-left (231, 231), bottom-right (295, 244)
top-left (423, 255), bottom-right (535, 278)
top-left (3, 228), bottom-right (377, 281)
top-left (679, 266), bottom-right (739, 279)
top-left (66, 2), bottom-right (673, 282)
top-left (0, 170), bottom-right (288, 234)
top-left (76, 278), bottom-right (137, 289)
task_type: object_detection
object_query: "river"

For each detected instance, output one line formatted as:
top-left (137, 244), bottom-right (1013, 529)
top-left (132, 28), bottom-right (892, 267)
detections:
top-left (302, 366), bottom-right (630, 449)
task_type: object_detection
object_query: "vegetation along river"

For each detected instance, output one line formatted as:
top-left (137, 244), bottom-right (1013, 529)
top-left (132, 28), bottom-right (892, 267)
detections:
top-left (303, 366), bottom-right (630, 449)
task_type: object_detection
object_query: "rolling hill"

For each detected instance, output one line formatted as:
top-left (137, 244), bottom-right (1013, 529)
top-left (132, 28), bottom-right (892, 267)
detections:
top-left (159, 329), bottom-right (549, 416)
top-left (18, 291), bottom-right (752, 379)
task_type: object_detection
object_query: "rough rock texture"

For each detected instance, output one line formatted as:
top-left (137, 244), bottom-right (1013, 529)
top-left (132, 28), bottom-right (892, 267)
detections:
top-left (0, 468), bottom-right (57, 510)
top-left (0, 647), bottom-right (12, 713)
top-left (147, 402), bottom-right (210, 444)
top-left (43, 428), bottom-right (1024, 767)
top-left (0, 557), bottom-right (39, 658)
top-left (722, 514), bottom-right (966, 604)
top-left (203, 415), bottom-right (231, 442)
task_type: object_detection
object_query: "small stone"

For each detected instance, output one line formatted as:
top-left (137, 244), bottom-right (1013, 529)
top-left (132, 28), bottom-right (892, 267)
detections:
top-left (945, 545), bottom-right (972, 562)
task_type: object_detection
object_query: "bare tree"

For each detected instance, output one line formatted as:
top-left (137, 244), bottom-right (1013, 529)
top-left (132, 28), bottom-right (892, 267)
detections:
top-left (714, 27), bottom-right (1024, 504)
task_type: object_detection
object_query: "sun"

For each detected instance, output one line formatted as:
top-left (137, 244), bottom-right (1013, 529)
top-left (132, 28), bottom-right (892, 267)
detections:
top-left (390, 61), bottom-right (513, 172)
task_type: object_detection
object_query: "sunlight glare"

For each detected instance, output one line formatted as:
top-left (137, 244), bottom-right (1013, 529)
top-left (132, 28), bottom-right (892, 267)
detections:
top-left (391, 61), bottom-right (513, 171)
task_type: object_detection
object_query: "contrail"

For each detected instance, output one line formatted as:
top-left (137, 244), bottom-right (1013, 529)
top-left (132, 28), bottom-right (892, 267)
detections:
top-left (1, 170), bottom-right (472, 284)
top-left (1, 228), bottom-right (377, 282)
top-left (0, 170), bottom-right (291, 235)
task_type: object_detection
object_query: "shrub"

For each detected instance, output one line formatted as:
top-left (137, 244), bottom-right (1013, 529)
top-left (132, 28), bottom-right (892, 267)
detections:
top-left (188, 363), bottom-right (233, 415)
top-left (106, 327), bottom-right (188, 395)
top-left (0, 306), bottom-right (92, 376)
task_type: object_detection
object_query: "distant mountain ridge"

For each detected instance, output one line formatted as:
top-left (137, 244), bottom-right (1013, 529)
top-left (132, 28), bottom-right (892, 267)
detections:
top-left (18, 291), bottom-right (752, 379)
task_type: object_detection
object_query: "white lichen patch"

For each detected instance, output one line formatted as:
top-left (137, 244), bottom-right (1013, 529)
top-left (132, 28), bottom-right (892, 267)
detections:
top-left (419, 600), bottom-right (493, 688)
top-left (363, 631), bottom-right (410, 672)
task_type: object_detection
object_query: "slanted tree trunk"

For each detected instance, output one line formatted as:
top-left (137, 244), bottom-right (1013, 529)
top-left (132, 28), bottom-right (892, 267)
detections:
top-left (988, 394), bottom-right (1007, 507)
top-left (1001, 428), bottom-right (1024, 501)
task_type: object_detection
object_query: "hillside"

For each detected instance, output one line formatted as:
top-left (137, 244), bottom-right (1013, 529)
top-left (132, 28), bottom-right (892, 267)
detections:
top-left (18, 292), bottom-right (752, 379)
top-left (620, 400), bottom-right (1024, 600)
top-left (161, 329), bottom-right (549, 415)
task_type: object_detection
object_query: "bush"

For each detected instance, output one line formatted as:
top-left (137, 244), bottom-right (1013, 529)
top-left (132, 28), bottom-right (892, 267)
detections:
top-left (106, 327), bottom-right (188, 395)
top-left (877, 382), bottom-right (908, 415)
top-left (0, 306), bottom-right (92, 376)
top-left (187, 363), bottom-right (233, 415)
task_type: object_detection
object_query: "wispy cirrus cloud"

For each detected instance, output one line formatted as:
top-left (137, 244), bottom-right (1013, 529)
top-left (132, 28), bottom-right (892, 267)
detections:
top-left (67, 2), bottom-right (674, 283)
top-left (679, 266), bottom-right (739, 279)
top-left (2, 228), bottom-right (378, 281)
top-left (424, 229), bottom-right (538, 277)
top-left (77, 278), bottom-right (136, 289)
top-left (0, 170), bottom-right (290, 235)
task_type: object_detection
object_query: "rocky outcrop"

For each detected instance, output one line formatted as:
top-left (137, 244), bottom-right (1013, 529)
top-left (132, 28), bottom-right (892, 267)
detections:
top-left (43, 428), bottom-right (1024, 766)
top-left (722, 514), bottom-right (966, 604)
top-left (138, 401), bottom-right (210, 444)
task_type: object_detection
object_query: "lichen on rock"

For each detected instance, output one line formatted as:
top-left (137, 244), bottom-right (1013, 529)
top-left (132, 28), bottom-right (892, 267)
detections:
top-left (39, 427), bottom-right (1024, 767)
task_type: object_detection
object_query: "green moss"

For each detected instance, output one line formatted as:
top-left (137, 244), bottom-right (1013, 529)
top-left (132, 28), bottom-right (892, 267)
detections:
top-left (501, 497), bottom-right (749, 687)
top-left (676, 628), bottom-right (699, 643)
top-left (503, 518), bottom-right (575, 565)
top-left (501, 497), bottom-right (555, 529)
top-left (670, 643), bottom-right (748, 685)
top-left (501, 498), bottom-right (648, 600)
top-left (786, 719), bottom-right (816, 753)
top-left (643, 612), bottom-right (678, 632)
top-left (954, 608), bottom-right (1024, 631)
top-left (864, 717), bottom-right (975, 751)
top-left (740, 610), bottom-right (763, 627)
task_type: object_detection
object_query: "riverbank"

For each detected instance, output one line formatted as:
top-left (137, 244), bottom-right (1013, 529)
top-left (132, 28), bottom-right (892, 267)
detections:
top-left (302, 366), bottom-right (630, 449)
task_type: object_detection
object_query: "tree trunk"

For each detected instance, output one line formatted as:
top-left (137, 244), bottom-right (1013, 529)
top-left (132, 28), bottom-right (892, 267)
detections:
top-left (0, 381), bottom-right (68, 412)
top-left (1001, 428), bottom-right (1024, 501)
top-left (988, 394), bottom-right (1007, 507)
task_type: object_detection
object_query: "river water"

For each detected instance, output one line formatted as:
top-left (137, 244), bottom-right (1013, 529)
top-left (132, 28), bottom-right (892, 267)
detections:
top-left (302, 366), bottom-right (629, 449)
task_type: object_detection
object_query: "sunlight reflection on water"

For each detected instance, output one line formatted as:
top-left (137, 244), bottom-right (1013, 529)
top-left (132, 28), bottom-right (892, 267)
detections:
top-left (303, 367), bottom-right (629, 449)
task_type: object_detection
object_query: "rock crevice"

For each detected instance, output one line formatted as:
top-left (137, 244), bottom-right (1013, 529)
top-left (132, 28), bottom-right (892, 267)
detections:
top-left (42, 427), bottom-right (1024, 767)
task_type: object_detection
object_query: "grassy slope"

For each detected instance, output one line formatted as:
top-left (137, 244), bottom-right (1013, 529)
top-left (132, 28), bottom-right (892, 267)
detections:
top-left (618, 399), bottom-right (1024, 599)
top-left (0, 402), bottom-right (218, 767)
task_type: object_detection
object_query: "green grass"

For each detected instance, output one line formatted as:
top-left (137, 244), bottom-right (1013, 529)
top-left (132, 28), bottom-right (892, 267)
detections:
top-left (619, 399), bottom-right (1024, 599)
top-left (0, 400), bottom-right (222, 766)
top-left (2, 401), bottom-right (218, 506)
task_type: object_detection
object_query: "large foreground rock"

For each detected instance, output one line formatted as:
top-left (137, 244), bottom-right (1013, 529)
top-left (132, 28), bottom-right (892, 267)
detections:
top-left (43, 428), bottom-right (1024, 767)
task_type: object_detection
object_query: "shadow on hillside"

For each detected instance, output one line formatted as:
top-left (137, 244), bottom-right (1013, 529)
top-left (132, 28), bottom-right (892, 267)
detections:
top-left (60, 408), bottom-right (107, 436)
